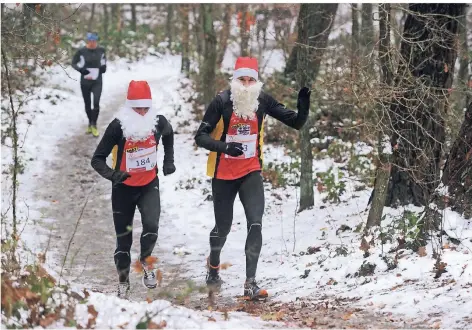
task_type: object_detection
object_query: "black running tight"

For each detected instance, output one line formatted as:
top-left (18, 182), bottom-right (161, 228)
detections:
top-left (111, 177), bottom-right (160, 282)
top-left (209, 171), bottom-right (264, 279)
top-left (80, 81), bottom-right (102, 126)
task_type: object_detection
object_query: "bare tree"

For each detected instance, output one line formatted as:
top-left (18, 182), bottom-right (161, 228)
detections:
top-left (441, 98), bottom-right (472, 217)
top-left (296, 4), bottom-right (339, 211)
top-left (351, 3), bottom-right (360, 79)
top-left (102, 4), bottom-right (109, 40)
top-left (457, 10), bottom-right (470, 110)
top-left (365, 3), bottom-right (393, 231)
top-left (216, 4), bottom-right (234, 68)
top-left (201, 4), bottom-right (216, 106)
top-left (88, 4), bottom-right (95, 32)
top-left (180, 4), bottom-right (190, 75)
top-left (239, 4), bottom-right (250, 56)
top-left (386, 4), bottom-right (465, 207)
top-left (130, 4), bottom-right (137, 32)
top-left (166, 4), bottom-right (174, 47)
top-left (360, 3), bottom-right (374, 50)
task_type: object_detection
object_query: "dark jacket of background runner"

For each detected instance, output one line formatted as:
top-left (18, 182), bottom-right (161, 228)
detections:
top-left (72, 46), bottom-right (107, 84)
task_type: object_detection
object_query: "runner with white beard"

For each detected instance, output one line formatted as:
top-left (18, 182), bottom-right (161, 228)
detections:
top-left (91, 80), bottom-right (176, 299)
top-left (195, 57), bottom-right (311, 300)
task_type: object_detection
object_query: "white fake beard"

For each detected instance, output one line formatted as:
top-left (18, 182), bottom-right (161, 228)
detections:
top-left (230, 79), bottom-right (263, 120)
top-left (115, 105), bottom-right (159, 141)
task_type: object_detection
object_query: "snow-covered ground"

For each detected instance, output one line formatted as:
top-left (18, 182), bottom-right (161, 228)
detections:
top-left (2, 48), bottom-right (472, 329)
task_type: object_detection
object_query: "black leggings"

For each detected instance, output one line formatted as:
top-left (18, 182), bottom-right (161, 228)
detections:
top-left (80, 81), bottom-right (102, 126)
top-left (111, 177), bottom-right (160, 282)
top-left (209, 171), bottom-right (265, 279)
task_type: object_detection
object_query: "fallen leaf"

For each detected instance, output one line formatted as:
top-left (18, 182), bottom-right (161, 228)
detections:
top-left (443, 243), bottom-right (450, 249)
top-left (39, 312), bottom-right (60, 327)
top-left (220, 262), bottom-right (232, 270)
top-left (146, 297), bottom-right (152, 303)
top-left (117, 322), bottom-right (129, 329)
top-left (145, 256), bottom-right (159, 268)
top-left (466, 149), bottom-right (472, 161)
top-left (53, 33), bottom-right (61, 45)
top-left (432, 321), bottom-right (441, 329)
top-left (37, 252), bottom-right (46, 263)
top-left (396, 273), bottom-right (402, 277)
top-left (360, 237), bottom-right (370, 252)
top-left (133, 260), bottom-right (144, 273)
top-left (208, 317), bottom-right (216, 322)
top-left (83, 288), bottom-right (90, 298)
top-left (390, 284), bottom-right (403, 291)
top-left (157, 269), bottom-right (163, 286)
top-left (35, 4), bottom-right (41, 13)
top-left (86, 305), bottom-right (98, 328)
top-left (148, 320), bottom-right (167, 329)
top-left (417, 246), bottom-right (427, 257)
top-left (444, 63), bottom-right (448, 73)
top-left (341, 312), bottom-right (353, 320)
top-left (87, 305), bottom-right (98, 318)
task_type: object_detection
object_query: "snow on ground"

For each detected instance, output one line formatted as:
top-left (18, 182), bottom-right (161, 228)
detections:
top-left (72, 291), bottom-right (285, 329)
top-left (2, 47), bottom-right (472, 329)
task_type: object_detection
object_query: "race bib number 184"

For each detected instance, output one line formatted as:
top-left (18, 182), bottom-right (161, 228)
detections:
top-left (126, 147), bottom-right (157, 172)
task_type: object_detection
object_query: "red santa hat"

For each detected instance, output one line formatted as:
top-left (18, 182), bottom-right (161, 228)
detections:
top-left (233, 57), bottom-right (258, 81)
top-left (126, 80), bottom-right (152, 108)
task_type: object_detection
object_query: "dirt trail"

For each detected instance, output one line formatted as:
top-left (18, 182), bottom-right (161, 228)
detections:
top-left (33, 81), bottom-right (414, 329)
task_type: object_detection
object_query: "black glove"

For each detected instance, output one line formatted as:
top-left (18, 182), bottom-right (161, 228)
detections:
top-left (111, 171), bottom-right (131, 184)
top-left (224, 142), bottom-right (244, 157)
top-left (80, 68), bottom-right (90, 75)
top-left (297, 87), bottom-right (311, 113)
top-left (162, 162), bottom-right (176, 176)
top-left (99, 66), bottom-right (106, 74)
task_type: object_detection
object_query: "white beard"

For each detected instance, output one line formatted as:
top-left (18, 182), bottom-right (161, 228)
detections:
top-left (230, 79), bottom-right (263, 120)
top-left (115, 105), bottom-right (159, 141)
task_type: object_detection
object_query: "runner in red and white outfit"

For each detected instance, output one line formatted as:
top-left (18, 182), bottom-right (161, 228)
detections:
top-left (91, 80), bottom-right (176, 299)
top-left (195, 57), bottom-right (311, 299)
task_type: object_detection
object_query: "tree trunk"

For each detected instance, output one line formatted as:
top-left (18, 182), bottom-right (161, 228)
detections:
top-left (239, 4), bottom-right (250, 56)
top-left (88, 4), bottom-right (95, 32)
top-left (116, 4), bottom-right (122, 32)
top-left (166, 4), bottom-right (174, 47)
top-left (180, 4), bottom-right (190, 75)
top-left (296, 3), bottom-right (338, 212)
top-left (22, 4), bottom-right (34, 42)
top-left (284, 40), bottom-right (298, 76)
top-left (386, 4), bottom-right (465, 207)
top-left (351, 3), bottom-right (359, 80)
top-left (441, 99), bottom-right (472, 218)
top-left (284, 11), bottom-right (301, 77)
top-left (130, 4), bottom-right (137, 32)
top-left (103, 4), bottom-right (109, 42)
top-left (193, 5), bottom-right (204, 65)
top-left (365, 4), bottom-right (393, 232)
top-left (361, 3), bottom-right (374, 50)
top-left (457, 12), bottom-right (469, 110)
top-left (216, 4), bottom-right (234, 68)
top-left (201, 4), bottom-right (217, 106)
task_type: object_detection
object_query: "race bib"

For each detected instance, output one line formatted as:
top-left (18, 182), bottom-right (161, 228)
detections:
top-left (126, 146), bottom-right (157, 173)
top-left (84, 68), bottom-right (99, 80)
top-left (225, 134), bottom-right (257, 159)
